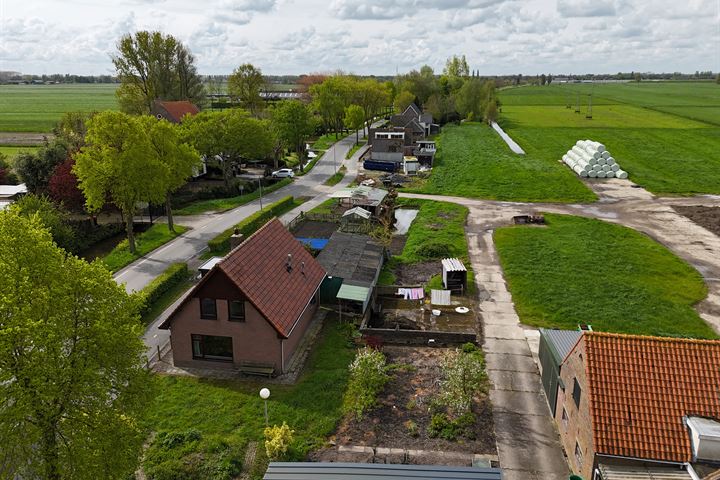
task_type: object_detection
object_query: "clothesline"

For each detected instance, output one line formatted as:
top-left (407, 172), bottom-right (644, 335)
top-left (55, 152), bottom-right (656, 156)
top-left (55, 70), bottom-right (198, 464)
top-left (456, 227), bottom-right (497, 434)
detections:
top-left (397, 287), bottom-right (425, 300)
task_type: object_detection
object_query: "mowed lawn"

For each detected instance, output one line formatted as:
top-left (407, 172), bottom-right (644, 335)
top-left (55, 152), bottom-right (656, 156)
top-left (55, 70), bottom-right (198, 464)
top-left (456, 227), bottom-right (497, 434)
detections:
top-left (408, 122), bottom-right (596, 203)
top-left (143, 320), bottom-right (355, 478)
top-left (495, 214), bottom-right (717, 339)
top-left (0, 84), bottom-right (118, 132)
top-left (499, 83), bottom-right (720, 196)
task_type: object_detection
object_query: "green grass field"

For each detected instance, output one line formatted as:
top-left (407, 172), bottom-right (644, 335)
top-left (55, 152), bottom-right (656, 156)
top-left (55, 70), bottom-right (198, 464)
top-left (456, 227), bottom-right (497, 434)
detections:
top-left (495, 214), bottom-right (716, 339)
top-left (498, 82), bottom-right (720, 196)
top-left (142, 319), bottom-right (355, 478)
top-left (0, 146), bottom-right (39, 157)
top-left (407, 123), bottom-right (596, 203)
top-left (0, 84), bottom-right (118, 133)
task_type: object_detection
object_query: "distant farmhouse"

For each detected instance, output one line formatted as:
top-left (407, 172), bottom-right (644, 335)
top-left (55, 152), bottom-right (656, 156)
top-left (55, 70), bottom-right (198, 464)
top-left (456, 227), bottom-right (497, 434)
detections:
top-left (365, 103), bottom-right (438, 174)
top-left (151, 100), bottom-right (200, 124)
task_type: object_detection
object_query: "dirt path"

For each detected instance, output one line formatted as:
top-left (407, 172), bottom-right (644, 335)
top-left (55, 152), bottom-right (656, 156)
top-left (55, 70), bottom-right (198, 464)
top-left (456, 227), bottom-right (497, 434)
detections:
top-left (0, 132), bottom-right (54, 145)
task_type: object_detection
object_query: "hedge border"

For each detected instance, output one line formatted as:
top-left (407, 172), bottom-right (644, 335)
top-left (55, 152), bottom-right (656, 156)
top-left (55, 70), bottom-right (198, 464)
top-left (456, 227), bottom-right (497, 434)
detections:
top-left (137, 263), bottom-right (189, 317)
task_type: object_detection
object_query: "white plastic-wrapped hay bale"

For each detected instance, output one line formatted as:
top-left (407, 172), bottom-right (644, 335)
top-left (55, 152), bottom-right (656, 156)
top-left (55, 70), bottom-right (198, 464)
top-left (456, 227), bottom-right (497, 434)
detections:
top-left (602, 151), bottom-right (611, 160)
top-left (588, 170), bottom-right (598, 178)
top-left (601, 165), bottom-right (612, 172)
top-left (615, 170), bottom-right (628, 179)
top-left (596, 170), bottom-right (607, 178)
top-left (606, 171), bottom-right (615, 178)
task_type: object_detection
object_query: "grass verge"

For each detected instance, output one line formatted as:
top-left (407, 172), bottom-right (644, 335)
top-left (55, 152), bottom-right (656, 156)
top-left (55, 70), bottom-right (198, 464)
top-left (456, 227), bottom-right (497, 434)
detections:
top-left (345, 140), bottom-right (367, 159)
top-left (323, 166), bottom-right (347, 186)
top-left (142, 319), bottom-right (356, 479)
top-left (103, 223), bottom-right (188, 273)
top-left (495, 213), bottom-right (716, 338)
top-left (174, 178), bottom-right (293, 215)
top-left (311, 133), bottom-right (341, 151)
top-left (296, 152), bottom-right (323, 176)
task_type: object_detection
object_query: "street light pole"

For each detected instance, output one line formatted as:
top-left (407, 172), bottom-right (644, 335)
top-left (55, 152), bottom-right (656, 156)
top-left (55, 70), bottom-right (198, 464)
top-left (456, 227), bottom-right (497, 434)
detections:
top-left (333, 144), bottom-right (337, 174)
top-left (258, 177), bottom-right (263, 210)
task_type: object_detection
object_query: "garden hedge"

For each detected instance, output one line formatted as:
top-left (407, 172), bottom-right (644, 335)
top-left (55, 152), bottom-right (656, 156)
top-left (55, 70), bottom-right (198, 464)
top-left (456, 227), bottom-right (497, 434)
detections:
top-left (137, 263), bottom-right (189, 317)
top-left (207, 196), bottom-right (296, 254)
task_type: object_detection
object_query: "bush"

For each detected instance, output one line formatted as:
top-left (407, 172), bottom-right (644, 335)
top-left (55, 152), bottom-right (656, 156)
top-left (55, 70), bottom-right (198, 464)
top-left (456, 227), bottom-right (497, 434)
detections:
top-left (137, 263), bottom-right (189, 317)
top-left (414, 240), bottom-right (453, 260)
top-left (427, 412), bottom-right (476, 441)
top-left (343, 347), bottom-right (389, 420)
top-left (69, 221), bottom-right (125, 254)
top-left (264, 422), bottom-right (294, 461)
top-left (404, 420), bottom-right (419, 437)
top-left (207, 196), bottom-right (296, 253)
top-left (438, 348), bottom-right (488, 415)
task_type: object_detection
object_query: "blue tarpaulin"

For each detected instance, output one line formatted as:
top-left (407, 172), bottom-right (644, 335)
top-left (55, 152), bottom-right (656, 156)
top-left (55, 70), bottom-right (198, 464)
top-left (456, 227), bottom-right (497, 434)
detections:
top-left (297, 238), bottom-right (329, 250)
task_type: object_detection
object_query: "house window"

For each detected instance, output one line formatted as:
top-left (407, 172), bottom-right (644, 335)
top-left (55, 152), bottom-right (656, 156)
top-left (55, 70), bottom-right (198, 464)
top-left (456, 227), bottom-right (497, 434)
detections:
top-left (562, 408), bottom-right (569, 430)
top-left (200, 298), bottom-right (217, 319)
top-left (228, 300), bottom-right (245, 322)
top-left (572, 378), bottom-right (582, 408)
top-left (574, 442), bottom-right (583, 467)
top-left (191, 334), bottom-right (233, 361)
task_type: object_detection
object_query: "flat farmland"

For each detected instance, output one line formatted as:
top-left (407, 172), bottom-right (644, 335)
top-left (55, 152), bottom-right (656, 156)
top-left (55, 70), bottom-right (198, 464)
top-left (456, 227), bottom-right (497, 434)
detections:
top-left (0, 84), bottom-right (118, 133)
top-left (499, 82), bottom-right (720, 196)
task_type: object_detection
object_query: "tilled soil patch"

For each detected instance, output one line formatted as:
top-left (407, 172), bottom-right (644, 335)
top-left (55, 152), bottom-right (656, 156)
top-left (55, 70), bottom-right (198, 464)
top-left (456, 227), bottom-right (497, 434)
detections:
top-left (312, 346), bottom-right (496, 460)
top-left (673, 205), bottom-right (720, 238)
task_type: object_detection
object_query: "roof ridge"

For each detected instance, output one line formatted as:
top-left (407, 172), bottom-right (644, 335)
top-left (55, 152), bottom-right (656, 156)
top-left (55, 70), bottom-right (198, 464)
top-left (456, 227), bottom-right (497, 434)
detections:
top-left (221, 217), bottom-right (280, 262)
top-left (584, 330), bottom-right (720, 346)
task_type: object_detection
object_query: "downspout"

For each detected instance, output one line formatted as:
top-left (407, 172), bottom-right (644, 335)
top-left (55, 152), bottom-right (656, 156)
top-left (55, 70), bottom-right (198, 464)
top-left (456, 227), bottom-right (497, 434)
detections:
top-left (281, 339), bottom-right (285, 373)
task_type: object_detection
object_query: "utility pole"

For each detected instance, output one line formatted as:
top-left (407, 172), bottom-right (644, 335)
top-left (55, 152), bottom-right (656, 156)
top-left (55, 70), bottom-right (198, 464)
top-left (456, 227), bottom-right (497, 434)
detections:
top-left (586, 94), bottom-right (593, 119)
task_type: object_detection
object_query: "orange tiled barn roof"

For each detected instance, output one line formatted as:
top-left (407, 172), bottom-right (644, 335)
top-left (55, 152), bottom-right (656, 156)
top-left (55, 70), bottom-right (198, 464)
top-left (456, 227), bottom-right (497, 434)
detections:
top-left (582, 332), bottom-right (720, 463)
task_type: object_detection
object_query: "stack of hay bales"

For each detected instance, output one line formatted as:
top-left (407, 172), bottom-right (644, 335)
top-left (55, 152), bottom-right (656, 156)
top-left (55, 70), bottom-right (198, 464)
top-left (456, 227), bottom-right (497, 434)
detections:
top-left (562, 140), bottom-right (628, 179)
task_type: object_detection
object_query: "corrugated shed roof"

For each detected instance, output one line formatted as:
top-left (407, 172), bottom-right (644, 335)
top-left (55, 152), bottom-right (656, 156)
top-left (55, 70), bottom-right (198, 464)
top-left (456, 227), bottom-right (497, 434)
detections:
top-left (263, 462), bottom-right (503, 480)
top-left (316, 232), bottom-right (384, 287)
top-left (442, 258), bottom-right (467, 272)
top-left (539, 328), bottom-right (583, 364)
top-left (580, 332), bottom-right (720, 463)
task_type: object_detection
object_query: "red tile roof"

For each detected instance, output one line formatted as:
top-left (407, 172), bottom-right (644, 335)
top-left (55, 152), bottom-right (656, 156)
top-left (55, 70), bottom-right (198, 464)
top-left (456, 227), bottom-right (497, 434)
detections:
top-left (216, 219), bottom-right (325, 337)
top-left (581, 332), bottom-right (720, 463)
top-left (155, 100), bottom-right (199, 123)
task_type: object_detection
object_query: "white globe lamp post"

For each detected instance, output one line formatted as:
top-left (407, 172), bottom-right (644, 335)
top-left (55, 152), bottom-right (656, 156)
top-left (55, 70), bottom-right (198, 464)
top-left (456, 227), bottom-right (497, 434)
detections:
top-left (259, 388), bottom-right (270, 426)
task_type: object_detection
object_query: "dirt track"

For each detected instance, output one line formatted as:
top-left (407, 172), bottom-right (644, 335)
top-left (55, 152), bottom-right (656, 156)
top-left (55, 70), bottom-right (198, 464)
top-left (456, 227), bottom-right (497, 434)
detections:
top-left (0, 132), bottom-right (54, 146)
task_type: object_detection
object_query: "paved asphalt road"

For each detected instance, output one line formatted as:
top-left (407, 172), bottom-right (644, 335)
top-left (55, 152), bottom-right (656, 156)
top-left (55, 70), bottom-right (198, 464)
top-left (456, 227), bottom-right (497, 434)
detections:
top-left (116, 129), bottom-right (371, 357)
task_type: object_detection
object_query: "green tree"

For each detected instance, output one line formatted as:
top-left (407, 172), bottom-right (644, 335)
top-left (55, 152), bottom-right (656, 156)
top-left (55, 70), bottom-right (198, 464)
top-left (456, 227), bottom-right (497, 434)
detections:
top-left (112, 31), bottom-right (205, 114)
top-left (227, 63), bottom-right (265, 117)
top-left (344, 104), bottom-right (365, 145)
top-left (396, 65), bottom-right (438, 104)
top-left (393, 90), bottom-right (416, 113)
top-left (634, 72), bottom-right (642, 82)
top-left (0, 210), bottom-right (150, 480)
top-left (9, 194), bottom-right (76, 251)
top-left (271, 100), bottom-right (314, 171)
top-left (183, 110), bottom-right (274, 185)
top-left (454, 78), bottom-right (484, 120)
top-left (444, 55), bottom-right (470, 78)
top-left (352, 79), bottom-right (391, 134)
top-left (310, 76), bottom-right (351, 137)
top-left (484, 99), bottom-right (499, 125)
top-left (74, 111), bottom-right (167, 253)
top-left (53, 111), bottom-right (95, 152)
top-left (425, 93), bottom-right (456, 124)
top-left (14, 139), bottom-right (70, 193)
top-left (139, 116), bottom-right (201, 232)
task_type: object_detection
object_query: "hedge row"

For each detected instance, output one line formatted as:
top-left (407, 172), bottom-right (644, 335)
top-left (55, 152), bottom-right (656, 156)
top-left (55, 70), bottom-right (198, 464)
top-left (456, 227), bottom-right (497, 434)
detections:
top-left (137, 263), bottom-right (189, 317)
top-left (207, 196), bottom-right (296, 254)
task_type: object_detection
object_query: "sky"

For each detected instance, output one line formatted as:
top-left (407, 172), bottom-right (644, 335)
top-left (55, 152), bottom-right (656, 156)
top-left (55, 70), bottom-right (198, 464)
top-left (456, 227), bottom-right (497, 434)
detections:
top-left (1, 0), bottom-right (719, 76)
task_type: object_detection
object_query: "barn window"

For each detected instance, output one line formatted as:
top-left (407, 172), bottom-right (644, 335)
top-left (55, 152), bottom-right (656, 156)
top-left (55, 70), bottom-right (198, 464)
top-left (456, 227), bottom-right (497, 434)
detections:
top-left (572, 378), bottom-right (582, 408)
top-left (228, 300), bottom-right (245, 322)
top-left (200, 298), bottom-right (217, 319)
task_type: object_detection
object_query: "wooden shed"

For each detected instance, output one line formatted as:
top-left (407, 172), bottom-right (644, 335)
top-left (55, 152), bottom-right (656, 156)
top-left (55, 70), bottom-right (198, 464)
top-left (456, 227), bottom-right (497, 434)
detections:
top-left (441, 258), bottom-right (467, 294)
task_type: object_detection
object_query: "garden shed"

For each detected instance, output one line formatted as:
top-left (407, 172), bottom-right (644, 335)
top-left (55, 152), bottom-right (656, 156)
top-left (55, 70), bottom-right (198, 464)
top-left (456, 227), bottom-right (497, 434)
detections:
top-left (538, 328), bottom-right (582, 415)
top-left (441, 258), bottom-right (467, 294)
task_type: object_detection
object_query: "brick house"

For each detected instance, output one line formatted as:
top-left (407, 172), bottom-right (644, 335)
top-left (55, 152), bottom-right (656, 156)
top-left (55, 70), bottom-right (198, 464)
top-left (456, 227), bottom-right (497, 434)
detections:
top-left (159, 219), bottom-right (325, 374)
top-left (555, 332), bottom-right (720, 480)
top-left (151, 100), bottom-right (200, 124)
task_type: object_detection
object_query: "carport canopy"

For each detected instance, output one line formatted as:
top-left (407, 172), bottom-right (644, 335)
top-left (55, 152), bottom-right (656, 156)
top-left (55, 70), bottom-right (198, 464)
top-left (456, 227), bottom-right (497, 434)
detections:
top-left (336, 283), bottom-right (371, 303)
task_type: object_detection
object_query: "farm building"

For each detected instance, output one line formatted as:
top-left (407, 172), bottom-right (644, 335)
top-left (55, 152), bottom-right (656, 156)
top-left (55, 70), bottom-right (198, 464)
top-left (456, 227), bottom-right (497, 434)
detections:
top-left (329, 186), bottom-right (388, 214)
top-left (151, 100), bottom-right (200, 123)
top-left (0, 184), bottom-right (27, 210)
top-left (555, 331), bottom-right (720, 480)
top-left (316, 231), bottom-right (385, 316)
top-left (159, 219), bottom-right (325, 375)
top-left (537, 328), bottom-right (583, 416)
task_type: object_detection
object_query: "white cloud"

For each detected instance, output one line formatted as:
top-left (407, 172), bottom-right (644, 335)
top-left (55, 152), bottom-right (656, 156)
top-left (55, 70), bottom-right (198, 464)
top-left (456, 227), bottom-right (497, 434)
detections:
top-left (557, 0), bottom-right (616, 17)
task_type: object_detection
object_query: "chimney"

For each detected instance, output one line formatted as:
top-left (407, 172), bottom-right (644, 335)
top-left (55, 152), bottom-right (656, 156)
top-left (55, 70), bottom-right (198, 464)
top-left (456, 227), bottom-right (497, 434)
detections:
top-left (229, 229), bottom-right (244, 251)
top-left (286, 254), bottom-right (293, 272)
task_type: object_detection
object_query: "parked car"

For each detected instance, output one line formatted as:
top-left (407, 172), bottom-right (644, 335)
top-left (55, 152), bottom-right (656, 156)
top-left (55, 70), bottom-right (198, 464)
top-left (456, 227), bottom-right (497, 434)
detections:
top-left (272, 168), bottom-right (295, 178)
